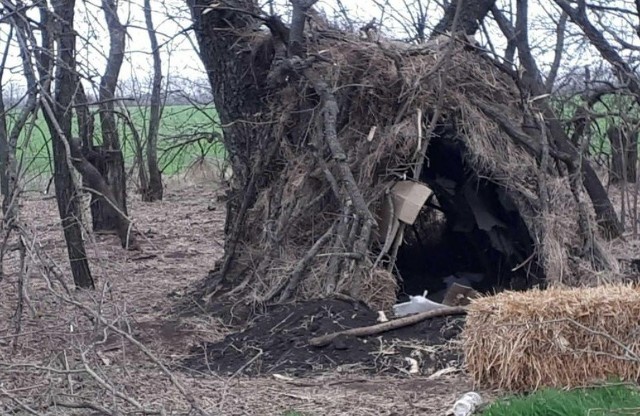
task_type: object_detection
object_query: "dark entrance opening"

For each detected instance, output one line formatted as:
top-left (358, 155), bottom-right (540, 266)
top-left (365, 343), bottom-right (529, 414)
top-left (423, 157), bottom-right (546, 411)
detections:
top-left (394, 130), bottom-right (544, 302)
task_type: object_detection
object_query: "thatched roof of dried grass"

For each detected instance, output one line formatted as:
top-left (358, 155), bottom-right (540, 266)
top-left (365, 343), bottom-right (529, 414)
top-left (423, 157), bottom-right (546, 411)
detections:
top-left (228, 34), bottom-right (618, 308)
top-left (463, 285), bottom-right (640, 392)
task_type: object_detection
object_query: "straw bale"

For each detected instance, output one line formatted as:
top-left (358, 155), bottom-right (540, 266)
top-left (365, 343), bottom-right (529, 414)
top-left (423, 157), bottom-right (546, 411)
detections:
top-left (462, 285), bottom-right (640, 392)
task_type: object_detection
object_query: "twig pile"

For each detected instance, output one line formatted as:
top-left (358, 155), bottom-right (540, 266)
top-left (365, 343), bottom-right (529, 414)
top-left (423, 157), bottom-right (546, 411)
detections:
top-left (210, 30), bottom-right (619, 310)
top-left (463, 285), bottom-right (640, 391)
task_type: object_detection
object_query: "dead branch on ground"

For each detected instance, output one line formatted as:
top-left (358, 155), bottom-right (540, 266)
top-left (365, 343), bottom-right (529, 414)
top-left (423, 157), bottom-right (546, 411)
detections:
top-left (308, 306), bottom-right (467, 347)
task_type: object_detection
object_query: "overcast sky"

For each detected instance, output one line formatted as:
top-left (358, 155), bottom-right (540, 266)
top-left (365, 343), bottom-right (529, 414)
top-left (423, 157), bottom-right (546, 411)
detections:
top-left (0, 0), bottom-right (635, 96)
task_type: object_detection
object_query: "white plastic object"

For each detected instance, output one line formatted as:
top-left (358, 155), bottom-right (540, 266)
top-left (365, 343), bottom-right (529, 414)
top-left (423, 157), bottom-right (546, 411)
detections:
top-left (452, 392), bottom-right (483, 416)
top-left (392, 292), bottom-right (446, 317)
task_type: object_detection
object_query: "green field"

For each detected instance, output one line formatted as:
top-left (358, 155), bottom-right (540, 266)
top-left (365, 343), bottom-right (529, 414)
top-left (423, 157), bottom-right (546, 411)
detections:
top-left (9, 94), bottom-right (635, 189)
top-left (8, 104), bottom-right (224, 187)
top-left (483, 384), bottom-right (640, 416)
top-left (554, 93), bottom-right (640, 159)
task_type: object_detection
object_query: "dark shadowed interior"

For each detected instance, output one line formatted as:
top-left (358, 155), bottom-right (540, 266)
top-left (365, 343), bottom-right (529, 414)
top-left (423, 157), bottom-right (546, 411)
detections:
top-left (394, 129), bottom-right (544, 302)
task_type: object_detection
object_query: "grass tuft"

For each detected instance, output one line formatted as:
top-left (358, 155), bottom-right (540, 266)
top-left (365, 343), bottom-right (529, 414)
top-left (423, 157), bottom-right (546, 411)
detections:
top-left (483, 384), bottom-right (640, 416)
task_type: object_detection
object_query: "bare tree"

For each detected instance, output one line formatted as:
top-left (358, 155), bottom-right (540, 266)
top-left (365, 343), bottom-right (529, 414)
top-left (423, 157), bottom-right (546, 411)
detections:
top-left (546, 0), bottom-right (640, 232)
top-left (92, 0), bottom-right (130, 230)
top-left (0, 24), bottom-right (12, 205)
top-left (142, 0), bottom-right (164, 201)
top-left (609, 123), bottom-right (638, 184)
top-left (491, 0), bottom-right (621, 239)
top-left (554, 0), bottom-right (640, 105)
top-left (0, 11), bottom-right (42, 223)
top-left (545, 11), bottom-right (568, 93)
top-left (0, 21), bottom-right (17, 282)
top-left (64, 0), bottom-right (137, 249)
top-left (431, 0), bottom-right (495, 38)
top-left (41, 0), bottom-right (95, 289)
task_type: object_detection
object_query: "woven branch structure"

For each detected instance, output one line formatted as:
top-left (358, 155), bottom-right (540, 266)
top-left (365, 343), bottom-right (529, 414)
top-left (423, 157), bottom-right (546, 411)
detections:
top-left (201, 31), bottom-right (620, 311)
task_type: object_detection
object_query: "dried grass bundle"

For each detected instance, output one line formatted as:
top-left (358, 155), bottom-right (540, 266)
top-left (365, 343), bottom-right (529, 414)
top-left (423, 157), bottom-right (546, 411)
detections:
top-left (463, 285), bottom-right (640, 392)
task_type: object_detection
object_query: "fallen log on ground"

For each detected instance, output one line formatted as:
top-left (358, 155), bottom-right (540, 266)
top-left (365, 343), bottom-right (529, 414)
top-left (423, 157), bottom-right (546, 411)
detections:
top-left (308, 306), bottom-right (467, 347)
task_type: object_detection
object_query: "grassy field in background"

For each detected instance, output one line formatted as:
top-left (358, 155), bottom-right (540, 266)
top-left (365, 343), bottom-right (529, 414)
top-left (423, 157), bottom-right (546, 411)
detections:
top-left (554, 93), bottom-right (640, 159)
top-left (10, 104), bottom-right (224, 188)
top-left (9, 95), bottom-right (636, 189)
top-left (482, 384), bottom-right (640, 416)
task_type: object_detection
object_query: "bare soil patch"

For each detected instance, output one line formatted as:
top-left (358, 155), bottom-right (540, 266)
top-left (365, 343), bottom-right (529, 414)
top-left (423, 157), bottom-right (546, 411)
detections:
top-left (185, 298), bottom-right (463, 377)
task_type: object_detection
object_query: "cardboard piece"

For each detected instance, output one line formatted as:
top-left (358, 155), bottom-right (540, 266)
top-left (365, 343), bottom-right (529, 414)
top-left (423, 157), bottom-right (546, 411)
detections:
top-left (442, 282), bottom-right (481, 307)
top-left (377, 181), bottom-right (433, 241)
top-left (391, 181), bottom-right (433, 224)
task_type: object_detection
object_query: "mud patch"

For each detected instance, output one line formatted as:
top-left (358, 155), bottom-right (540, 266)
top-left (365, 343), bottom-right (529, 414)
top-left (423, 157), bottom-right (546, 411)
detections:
top-left (183, 299), bottom-right (464, 377)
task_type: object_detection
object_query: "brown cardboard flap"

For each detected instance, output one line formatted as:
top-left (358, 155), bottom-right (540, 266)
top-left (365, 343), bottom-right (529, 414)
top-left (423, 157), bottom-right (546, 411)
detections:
top-left (376, 181), bottom-right (432, 242)
top-left (390, 181), bottom-right (432, 225)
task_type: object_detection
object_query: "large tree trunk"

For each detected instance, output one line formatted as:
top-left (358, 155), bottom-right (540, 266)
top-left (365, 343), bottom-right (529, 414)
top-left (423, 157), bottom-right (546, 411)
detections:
top-left (69, 141), bottom-right (138, 249)
top-left (187, 0), bottom-right (275, 284)
top-left (431, 0), bottom-right (497, 38)
top-left (93, 0), bottom-right (129, 231)
top-left (142, 0), bottom-right (164, 202)
top-left (44, 0), bottom-right (94, 289)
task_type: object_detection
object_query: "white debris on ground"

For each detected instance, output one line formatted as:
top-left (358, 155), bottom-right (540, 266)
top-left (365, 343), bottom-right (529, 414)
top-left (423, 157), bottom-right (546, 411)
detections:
top-left (392, 291), bottom-right (447, 317)
top-left (451, 391), bottom-right (484, 416)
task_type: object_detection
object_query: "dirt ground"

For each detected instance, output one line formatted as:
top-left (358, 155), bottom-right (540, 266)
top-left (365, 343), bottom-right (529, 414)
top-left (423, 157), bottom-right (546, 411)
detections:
top-left (184, 298), bottom-right (464, 377)
top-left (0, 177), bottom-right (481, 416)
